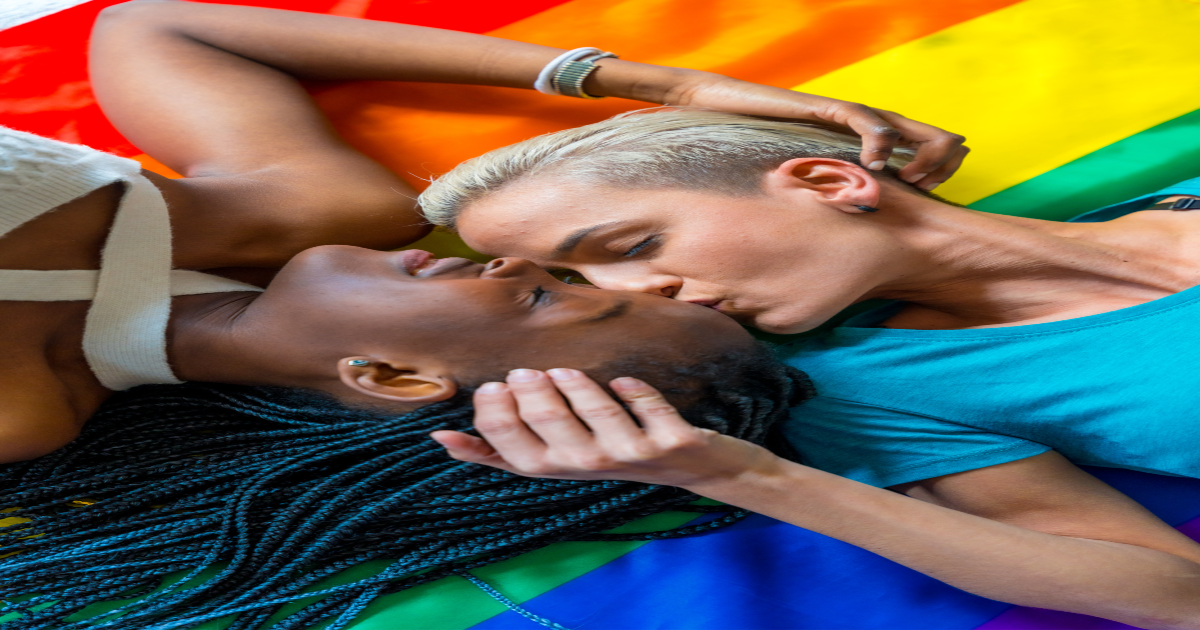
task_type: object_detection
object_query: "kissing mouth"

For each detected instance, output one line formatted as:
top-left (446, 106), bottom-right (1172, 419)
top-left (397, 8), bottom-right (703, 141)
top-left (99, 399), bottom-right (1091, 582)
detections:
top-left (396, 249), bottom-right (481, 277)
top-left (397, 249), bottom-right (434, 274)
top-left (685, 299), bottom-right (724, 311)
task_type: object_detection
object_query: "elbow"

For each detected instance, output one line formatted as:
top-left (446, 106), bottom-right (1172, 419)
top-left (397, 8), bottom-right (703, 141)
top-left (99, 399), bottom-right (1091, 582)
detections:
top-left (1098, 586), bottom-right (1200, 630)
top-left (95, 1), bottom-right (168, 26)
top-left (93, 1), bottom-right (186, 40)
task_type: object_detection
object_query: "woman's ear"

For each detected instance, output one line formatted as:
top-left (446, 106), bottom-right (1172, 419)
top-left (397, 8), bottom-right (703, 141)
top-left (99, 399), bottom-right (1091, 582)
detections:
top-left (337, 358), bottom-right (458, 403)
top-left (764, 157), bottom-right (881, 213)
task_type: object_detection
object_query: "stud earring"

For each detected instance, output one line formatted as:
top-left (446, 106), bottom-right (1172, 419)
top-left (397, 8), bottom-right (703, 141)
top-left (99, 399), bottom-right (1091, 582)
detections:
top-left (855, 205), bottom-right (880, 213)
top-left (347, 359), bottom-right (371, 367)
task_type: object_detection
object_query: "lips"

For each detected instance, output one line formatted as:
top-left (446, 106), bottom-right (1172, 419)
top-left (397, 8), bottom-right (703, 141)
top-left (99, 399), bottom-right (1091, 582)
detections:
top-left (685, 299), bottom-right (724, 311)
top-left (416, 257), bottom-right (480, 277)
top-left (397, 249), bottom-right (434, 275)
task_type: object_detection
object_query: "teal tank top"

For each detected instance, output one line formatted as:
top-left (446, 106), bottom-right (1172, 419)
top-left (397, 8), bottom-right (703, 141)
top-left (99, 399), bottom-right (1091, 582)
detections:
top-left (779, 177), bottom-right (1200, 488)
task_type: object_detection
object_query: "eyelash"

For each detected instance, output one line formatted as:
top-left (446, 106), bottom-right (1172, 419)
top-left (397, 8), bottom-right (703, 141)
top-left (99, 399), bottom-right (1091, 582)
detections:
top-left (531, 286), bottom-right (549, 304)
top-left (623, 235), bottom-right (660, 258)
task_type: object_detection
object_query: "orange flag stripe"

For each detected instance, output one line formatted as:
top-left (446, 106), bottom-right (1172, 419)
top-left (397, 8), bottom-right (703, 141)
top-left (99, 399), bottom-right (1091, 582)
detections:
top-left (297, 0), bottom-right (1022, 189)
top-left (136, 0), bottom-right (1020, 181)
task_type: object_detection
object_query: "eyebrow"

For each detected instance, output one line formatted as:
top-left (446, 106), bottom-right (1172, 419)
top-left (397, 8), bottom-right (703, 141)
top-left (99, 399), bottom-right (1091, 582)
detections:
top-left (580, 298), bottom-right (632, 324)
top-left (554, 221), bottom-right (623, 256)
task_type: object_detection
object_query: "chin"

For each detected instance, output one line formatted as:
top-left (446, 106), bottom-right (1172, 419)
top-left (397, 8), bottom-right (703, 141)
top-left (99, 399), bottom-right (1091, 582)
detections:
top-left (753, 311), bottom-right (827, 336)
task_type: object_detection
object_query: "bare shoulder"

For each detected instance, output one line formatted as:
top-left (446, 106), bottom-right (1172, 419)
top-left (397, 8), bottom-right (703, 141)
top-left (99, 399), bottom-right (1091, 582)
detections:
top-left (0, 359), bottom-right (95, 464)
top-left (0, 300), bottom-right (109, 463)
top-left (893, 452), bottom-right (1200, 563)
top-left (1109, 196), bottom-right (1200, 251)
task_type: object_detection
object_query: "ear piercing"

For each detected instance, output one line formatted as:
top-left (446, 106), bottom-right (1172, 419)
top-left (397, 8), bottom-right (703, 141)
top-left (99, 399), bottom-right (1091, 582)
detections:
top-left (347, 359), bottom-right (371, 367)
top-left (855, 205), bottom-right (880, 213)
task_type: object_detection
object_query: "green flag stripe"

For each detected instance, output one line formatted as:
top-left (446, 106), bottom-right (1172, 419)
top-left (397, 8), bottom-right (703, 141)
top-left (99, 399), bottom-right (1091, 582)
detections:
top-left (970, 108), bottom-right (1200, 220)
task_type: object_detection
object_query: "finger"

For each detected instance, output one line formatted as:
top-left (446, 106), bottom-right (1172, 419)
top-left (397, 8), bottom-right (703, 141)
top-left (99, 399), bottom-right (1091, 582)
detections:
top-left (830, 102), bottom-right (901, 171)
top-left (913, 144), bottom-right (970, 192)
top-left (874, 110), bottom-right (967, 183)
top-left (505, 369), bottom-right (597, 448)
top-left (430, 430), bottom-right (512, 470)
top-left (609, 377), bottom-right (694, 434)
top-left (471, 381), bottom-right (548, 464)
top-left (546, 368), bottom-right (644, 441)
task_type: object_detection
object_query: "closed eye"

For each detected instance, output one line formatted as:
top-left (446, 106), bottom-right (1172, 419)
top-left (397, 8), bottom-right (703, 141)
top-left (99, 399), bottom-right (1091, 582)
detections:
top-left (532, 286), bottom-right (549, 304)
top-left (623, 235), bottom-right (660, 258)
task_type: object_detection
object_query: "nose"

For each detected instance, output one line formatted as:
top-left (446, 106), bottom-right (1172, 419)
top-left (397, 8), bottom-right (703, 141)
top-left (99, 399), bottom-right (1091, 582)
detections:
top-left (479, 257), bottom-right (547, 279)
top-left (584, 268), bottom-right (681, 298)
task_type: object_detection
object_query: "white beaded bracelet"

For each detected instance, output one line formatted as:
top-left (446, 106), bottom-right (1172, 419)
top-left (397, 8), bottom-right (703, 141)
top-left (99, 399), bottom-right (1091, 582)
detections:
top-left (534, 47), bottom-right (619, 98)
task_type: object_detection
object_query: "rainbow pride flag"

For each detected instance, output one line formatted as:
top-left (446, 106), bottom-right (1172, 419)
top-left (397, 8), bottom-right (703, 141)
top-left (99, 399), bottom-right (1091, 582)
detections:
top-left (4, 1), bottom-right (1200, 628)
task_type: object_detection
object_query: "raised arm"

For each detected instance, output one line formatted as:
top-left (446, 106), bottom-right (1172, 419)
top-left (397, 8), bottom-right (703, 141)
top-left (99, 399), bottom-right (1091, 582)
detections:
top-left (433, 370), bottom-right (1200, 630)
top-left (90, 1), bottom-right (967, 269)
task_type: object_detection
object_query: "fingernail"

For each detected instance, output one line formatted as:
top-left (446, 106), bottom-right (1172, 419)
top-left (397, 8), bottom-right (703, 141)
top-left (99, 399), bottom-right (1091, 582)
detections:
top-left (612, 377), bottom-right (643, 389)
top-left (477, 382), bottom-right (506, 393)
top-left (902, 172), bottom-right (929, 184)
top-left (919, 181), bottom-right (940, 191)
top-left (867, 160), bottom-right (886, 171)
top-left (507, 369), bottom-right (541, 382)
top-left (547, 368), bottom-right (580, 381)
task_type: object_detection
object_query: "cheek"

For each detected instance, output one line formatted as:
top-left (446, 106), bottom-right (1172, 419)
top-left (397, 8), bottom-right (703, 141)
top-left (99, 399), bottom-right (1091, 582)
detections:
top-left (667, 225), bottom-right (798, 285)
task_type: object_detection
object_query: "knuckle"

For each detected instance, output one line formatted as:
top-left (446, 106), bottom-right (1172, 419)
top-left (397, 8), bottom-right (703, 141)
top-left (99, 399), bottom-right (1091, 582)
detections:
top-left (508, 380), bottom-right (554, 394)
top-left (637, 402), bottom-right (679, 417)
top-left (625, 389), bottom-right (661, 401)
top-left (522, 410), bottom-right (572, 426)
top-left (473, 419), bottom-right (519, 435)
top-left (837, 102), bottom-right (870, 115)
top-left (874, 125), bottom-right (902, 139)
top-left (575, 405), bottom-right (625, 420)
top-left (617, 444), bottom-right (661, 462)
top-left (660, 432), bottom-right (707, 451)
top-left (571, 453), bottom-right (615, 471)
top-left (520, 463), bottom-right (556, 477)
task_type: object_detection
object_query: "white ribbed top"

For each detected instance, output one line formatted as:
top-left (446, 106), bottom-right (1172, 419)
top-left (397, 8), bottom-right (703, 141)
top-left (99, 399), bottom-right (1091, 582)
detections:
top-left (0, 126), bottom-right (263, 390)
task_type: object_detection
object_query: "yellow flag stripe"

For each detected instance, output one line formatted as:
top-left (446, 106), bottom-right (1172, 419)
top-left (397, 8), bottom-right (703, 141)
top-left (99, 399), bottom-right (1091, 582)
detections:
top-left (794, 0), bottom-right (1200, 204)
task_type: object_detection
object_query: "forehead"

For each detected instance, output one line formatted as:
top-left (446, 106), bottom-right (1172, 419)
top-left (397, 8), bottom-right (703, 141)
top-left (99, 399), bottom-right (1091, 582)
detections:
top-left (456, 180), bottom-right (705, 256)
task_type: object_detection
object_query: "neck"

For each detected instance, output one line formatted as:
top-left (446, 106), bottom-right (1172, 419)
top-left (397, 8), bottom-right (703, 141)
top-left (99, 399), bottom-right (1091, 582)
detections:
top-left (867, 193), bottom-right (1191, 328)
top-left (169, 292), bottom-right (295, 385)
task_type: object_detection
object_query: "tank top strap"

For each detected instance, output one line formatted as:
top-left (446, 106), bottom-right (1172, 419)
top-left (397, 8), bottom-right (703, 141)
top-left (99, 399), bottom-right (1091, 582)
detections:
top-left (1, 128), bottom-right (264, 390)
top-left (0, 269), bottom-right (261, 301)
top-left (81, 172), bottom-right (180, 389)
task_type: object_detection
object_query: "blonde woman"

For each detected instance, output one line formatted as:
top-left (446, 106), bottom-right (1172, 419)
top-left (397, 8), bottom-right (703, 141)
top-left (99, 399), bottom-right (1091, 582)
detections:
top-left (424, 109), bottom-right (1200, 628)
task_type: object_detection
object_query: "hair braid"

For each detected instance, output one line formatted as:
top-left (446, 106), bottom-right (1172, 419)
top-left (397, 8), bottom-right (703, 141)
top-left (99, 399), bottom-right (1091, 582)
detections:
top-left (0, 344), bottom-right (811, 629)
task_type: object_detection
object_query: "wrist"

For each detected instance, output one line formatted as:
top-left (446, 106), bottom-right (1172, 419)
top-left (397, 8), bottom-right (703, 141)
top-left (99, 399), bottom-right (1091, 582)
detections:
top-left (678, 451), bottom-right (799, 501)
top-left (583, 60), bottom-right (717, 103)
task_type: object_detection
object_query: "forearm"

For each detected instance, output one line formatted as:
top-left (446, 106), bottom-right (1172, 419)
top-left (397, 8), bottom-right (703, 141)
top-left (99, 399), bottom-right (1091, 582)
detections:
top-left (98, 1), bottom-right (701, 102)
top-left (686, 462), bottom-right (1200, 629)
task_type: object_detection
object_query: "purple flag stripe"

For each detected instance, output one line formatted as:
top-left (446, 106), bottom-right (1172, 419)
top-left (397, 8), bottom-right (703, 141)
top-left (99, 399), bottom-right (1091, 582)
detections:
top-left (974, 515), bottom-right (1200, 630)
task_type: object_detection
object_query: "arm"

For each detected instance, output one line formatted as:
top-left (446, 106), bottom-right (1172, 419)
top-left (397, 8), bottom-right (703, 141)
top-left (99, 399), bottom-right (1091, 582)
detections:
top-left (433, 370), bottom-right (1200, 630)
top-left (91, 2), bottom-right (967, 269)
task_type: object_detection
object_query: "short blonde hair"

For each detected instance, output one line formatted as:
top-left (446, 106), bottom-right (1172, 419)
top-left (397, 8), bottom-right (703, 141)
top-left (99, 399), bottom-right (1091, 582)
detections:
top-left (418, 108), bottom-right (914, 229)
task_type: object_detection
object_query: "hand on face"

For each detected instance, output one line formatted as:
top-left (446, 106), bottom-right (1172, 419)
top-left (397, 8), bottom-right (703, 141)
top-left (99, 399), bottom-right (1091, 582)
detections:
top-left (430, 368), bottom-right (782, 489)
top-left (665, 75), bottom-right (969, 192)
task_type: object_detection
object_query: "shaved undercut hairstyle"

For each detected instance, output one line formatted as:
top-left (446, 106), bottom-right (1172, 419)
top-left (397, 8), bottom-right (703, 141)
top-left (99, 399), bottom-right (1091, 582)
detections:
top-left (418, 107), bottom-right (917, 230)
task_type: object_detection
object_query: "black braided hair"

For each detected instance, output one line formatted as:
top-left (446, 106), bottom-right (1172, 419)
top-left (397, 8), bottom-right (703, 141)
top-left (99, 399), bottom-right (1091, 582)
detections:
top-left (0, 343), bottom-right (812, 630)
